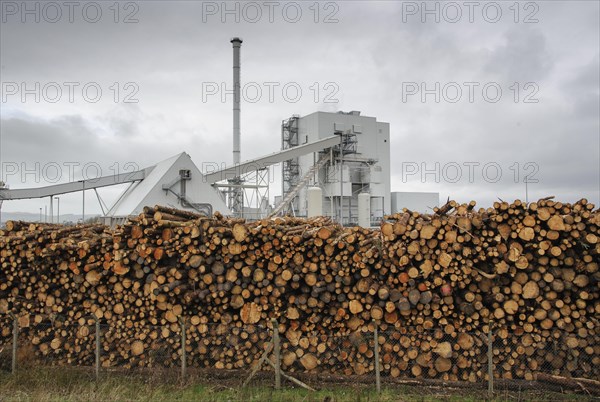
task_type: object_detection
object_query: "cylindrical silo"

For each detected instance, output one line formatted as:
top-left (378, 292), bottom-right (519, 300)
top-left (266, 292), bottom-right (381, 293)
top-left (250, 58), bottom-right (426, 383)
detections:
top-left (307, 187), bottom-right (323, 218)
top-left (358, 192), bottom-right (371, 228)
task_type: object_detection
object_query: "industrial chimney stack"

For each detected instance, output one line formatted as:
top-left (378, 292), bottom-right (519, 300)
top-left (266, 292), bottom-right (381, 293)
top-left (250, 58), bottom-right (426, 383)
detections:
top-left (230, 37), bottom-right (243, 215)
top-left (231, 37), bottom-right (242, 166)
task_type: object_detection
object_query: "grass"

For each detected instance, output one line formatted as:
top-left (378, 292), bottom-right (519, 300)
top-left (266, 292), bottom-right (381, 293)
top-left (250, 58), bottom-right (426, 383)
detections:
top-left (0, 368), bottom-right (594, 402)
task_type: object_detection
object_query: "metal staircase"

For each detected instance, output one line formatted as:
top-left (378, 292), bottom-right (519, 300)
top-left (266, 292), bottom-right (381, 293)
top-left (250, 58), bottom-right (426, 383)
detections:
top-left (269, 153), bottom-right (330, 218)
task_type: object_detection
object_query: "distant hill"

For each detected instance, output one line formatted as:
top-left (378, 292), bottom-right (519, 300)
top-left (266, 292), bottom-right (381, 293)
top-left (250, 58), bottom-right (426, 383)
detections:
top-left (1, 211), bottom-right (100, 227)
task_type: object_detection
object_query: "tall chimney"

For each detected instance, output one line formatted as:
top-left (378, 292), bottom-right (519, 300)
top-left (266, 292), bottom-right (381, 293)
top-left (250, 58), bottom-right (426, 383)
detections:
top-left (231, 37), bottom-right (242, 166)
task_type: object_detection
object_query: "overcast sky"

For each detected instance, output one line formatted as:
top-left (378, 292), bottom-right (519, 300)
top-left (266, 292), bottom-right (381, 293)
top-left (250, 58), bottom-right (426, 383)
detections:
top-left (1, 0), bottom-right (598, 217)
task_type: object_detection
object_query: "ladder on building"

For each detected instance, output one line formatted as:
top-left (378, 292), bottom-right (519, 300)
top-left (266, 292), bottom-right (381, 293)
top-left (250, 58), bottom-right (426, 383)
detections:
top-left (269, 153), bottom-right (330, 218)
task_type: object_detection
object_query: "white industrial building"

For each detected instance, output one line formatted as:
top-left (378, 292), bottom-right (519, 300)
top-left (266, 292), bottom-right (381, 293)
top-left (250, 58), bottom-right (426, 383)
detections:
top-left (0, 115), bottom-right (439, 227)
top-left (280, 111), bottom-right (391, 225)
top-left (104, 152), bottom-right (230, 226)
top-left (0, 152), bottom-right (234, 227)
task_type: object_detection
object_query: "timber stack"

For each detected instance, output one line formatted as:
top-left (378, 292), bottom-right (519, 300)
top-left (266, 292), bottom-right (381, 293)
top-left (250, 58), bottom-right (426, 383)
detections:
top-left (0, 198), bottom-right (598, 382)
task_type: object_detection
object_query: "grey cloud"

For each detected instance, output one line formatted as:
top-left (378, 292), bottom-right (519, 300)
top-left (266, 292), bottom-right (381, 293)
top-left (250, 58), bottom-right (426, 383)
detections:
top-left (106, 103), bottom-right (143, 138)
top-left (485, 26), bottom-right (554, 83)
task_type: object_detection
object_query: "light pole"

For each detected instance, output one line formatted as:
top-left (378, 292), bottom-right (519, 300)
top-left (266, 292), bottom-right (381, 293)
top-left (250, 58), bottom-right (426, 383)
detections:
top-left (39, 208), bottom-right (42, 223)
top-left (82, 180), bottom-right (85, 223)
top-left (0, 181), bottom-right (5, 225)
top-left (54, 197), bottom-right (60, 224)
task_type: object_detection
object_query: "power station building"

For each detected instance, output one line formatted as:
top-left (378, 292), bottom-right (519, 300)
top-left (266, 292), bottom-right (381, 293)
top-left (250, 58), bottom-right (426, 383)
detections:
top-left (280, 111), bottom-right (391, 225)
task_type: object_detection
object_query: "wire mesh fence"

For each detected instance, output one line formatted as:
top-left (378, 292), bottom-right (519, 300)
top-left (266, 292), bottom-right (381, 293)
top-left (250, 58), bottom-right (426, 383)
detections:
top-left (378, 328), bottom-right (489, 383)
top-left (186, 322), bottom-right (270, 371)
top-left (493, 330), bottom-right (598, 382)
top-left (25, 320), bottom-right (95, 367)
top-left (1, 312), bottom-right (598, 397)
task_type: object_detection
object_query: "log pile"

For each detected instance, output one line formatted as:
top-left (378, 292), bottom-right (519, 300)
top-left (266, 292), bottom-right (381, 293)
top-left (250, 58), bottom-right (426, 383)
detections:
top-left (0, 199), bottom-right (598, 382)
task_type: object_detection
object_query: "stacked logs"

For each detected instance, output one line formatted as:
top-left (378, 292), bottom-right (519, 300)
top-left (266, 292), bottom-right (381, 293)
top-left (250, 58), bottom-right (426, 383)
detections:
top-left (379, 198), bottom-right (599, 381)
top-left (0, 221), bottom-right (112, 367)
top-left (0, 199), bottom-right (598, 382)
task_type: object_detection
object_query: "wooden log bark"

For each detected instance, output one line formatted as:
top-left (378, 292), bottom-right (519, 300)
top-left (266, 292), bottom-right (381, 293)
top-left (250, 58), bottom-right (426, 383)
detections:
top-left (0, 199), bottom-right (598, 382)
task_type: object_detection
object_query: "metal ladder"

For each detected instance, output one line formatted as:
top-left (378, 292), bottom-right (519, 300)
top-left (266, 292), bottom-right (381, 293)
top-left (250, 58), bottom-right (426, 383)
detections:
top-left (269, 153), bottom-right (330, 217)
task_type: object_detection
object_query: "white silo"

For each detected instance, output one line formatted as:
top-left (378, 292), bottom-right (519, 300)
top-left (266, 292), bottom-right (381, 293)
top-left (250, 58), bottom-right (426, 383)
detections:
top-left (307, 187), bottom-right (323, 217)
top-left (358, 192), bottom-right (371, 227)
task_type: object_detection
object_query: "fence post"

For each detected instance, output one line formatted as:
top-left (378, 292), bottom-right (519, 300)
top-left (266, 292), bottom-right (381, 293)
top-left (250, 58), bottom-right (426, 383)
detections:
top-left (10, 313), bottom-right (18, 375)
top-left (179, 317), bottom-right (187, 380)
top-left (487, 326), bottom-right (494, 397)
top-left (94, 315), bottom-right (100, 380)
top-left (272, 318), bottom-right (281, 390)
top-left (373, 320), bottom-right (381, 393)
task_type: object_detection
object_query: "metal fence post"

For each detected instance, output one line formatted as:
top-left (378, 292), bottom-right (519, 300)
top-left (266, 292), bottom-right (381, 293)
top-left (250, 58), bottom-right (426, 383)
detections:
top-left (10, 313), bottom-right (18, 375)
top-left (373, 320), bottom-right (381, 393)
top-left (94, 316), bottom-right (100, 380)
top-left (179, 317), bottom-right (187, 379)
top-left (272, 318), bottom-right (281, 390)
top-left (487, 327), bottom-right (494, 397)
